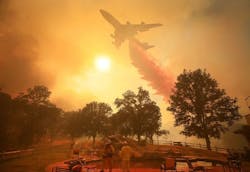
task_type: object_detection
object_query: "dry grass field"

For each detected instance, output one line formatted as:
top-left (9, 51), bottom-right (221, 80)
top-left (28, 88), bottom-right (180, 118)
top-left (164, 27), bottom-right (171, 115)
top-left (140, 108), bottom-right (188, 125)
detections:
top-left (0, 139), bottom-right (249, 172)
top-left (0, 143), bottom-right (72, 172)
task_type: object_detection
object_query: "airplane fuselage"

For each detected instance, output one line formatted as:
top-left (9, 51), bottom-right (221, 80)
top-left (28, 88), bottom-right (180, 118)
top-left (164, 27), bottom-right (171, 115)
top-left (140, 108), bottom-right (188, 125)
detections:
top-left (100, 9), bottom-right (162, 48)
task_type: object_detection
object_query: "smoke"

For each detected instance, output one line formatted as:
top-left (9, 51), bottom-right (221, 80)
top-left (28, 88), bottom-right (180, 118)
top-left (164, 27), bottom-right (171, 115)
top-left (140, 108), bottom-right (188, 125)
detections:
top-left (125, 0), bottom-right (249, 105)
top-left (164, 0), bottom-right (250, 99)
top-left (0, 0), bottom-right (249, 113)
top-left (0, 0), bottom-right (90, 107)
top-left (0, 0), bottom-right (52, 94)
top-left (129, 39), bottom-right (174, 101)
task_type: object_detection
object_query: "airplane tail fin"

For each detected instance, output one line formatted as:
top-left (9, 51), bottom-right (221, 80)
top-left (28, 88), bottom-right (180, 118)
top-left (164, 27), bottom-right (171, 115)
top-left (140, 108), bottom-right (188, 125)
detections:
top-left (131, 38), bottom-right (154, 50)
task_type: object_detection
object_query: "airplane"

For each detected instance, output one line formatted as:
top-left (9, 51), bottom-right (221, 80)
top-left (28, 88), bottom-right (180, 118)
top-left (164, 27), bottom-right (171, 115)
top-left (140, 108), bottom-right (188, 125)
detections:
top-left (100, 9), bottom-right (162, 48)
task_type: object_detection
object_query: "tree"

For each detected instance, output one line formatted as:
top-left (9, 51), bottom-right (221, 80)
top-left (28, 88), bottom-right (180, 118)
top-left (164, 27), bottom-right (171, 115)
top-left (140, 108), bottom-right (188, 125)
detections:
top-left (142, 103), bottom-right (162, 144)
top-left (0, 86), bottom-right (61, 150)
top-left (17, 85), bottom-right (51, 105)
top-left (114, 87), bottom-right (162, 142)
top-left (167, 69), bottom-right (241, 150)
top-left (155, 129), bottom-right (170, 145)
top-left (234, 124), bottom-right (250, 144)
top-left (80, 102), bottom-right (112, 145)
top-left (110, 111), bottom-right (132, 137)
top-left (14, 85), bottom-right (61, 145)
top-left (36, 104), bottom-right (62, 142)
top-left (0, 91), bottom-right (13, 150)
top-left (64, 111), bottom-right (85, 140)
top-left (114, 90), bottom-right (137, 138)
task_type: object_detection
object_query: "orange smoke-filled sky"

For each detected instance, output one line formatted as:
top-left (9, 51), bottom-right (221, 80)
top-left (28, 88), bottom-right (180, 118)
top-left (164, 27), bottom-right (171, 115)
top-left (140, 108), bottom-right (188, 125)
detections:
top-left (0, 0), bottom-right (249, 147)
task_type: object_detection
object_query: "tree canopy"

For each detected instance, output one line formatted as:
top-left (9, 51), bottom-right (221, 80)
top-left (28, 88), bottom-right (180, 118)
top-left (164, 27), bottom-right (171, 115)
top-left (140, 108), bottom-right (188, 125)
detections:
top-left (114, 87), bottom-right (162, 143)
top-left (235, 124), bottom-right (250, 144)
top-left (167, 69), bottom-right (241, 150)
top-left (64, 102), bottom-right (113, 145)
top-left (81, 102), bottom-right (112, 145)
top-left (0, 85), bottom-right (61, 150)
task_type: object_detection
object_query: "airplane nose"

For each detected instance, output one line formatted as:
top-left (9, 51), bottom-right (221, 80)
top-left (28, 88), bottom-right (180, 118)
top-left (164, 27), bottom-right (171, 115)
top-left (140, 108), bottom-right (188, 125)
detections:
top-left (99, 9), bottom-right (110, 19)
top-left (99, 9), bottom-right (105, 14)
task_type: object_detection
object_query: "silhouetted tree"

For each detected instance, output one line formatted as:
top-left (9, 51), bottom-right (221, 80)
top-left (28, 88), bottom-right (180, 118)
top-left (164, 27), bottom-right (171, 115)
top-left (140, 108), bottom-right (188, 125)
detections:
top-left (115, 87), bottom-right (161, 142)
top-left (64, 111), bottom-right (84, 140)
top-left (142, 103), bottom-right (161, 144)
top-left (0, 91), bottom-right (13, 150)
top-left (155, 129), bottom-right (170, 144)
top-left (167, 69), bottom-right (241, 150)
top-left (80, 102), bottom-right (112, 145)
top-left (110, 111), bottom-right (133, 137)
top-left (17, 85), bottom-right (51, 105)
top-left (15, 85), bottom-right (61, 145)
top-left (0, 86), bottom-right (62, 150)
top-left (37, 104), bottom-right (62, 142)
top-left (234, 124), bottom-right (250, 144)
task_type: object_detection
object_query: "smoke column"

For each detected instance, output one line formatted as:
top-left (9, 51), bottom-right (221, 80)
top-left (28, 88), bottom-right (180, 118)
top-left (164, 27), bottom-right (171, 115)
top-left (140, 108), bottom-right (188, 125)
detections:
top-left (129, 39), bottom-right (175, 101)
top-left (0, 0), bottom-right (54, 94)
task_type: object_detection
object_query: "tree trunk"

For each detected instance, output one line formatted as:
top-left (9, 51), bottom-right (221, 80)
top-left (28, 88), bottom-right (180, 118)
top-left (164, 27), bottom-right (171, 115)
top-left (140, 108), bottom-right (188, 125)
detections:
top-left (150, 135), bottom-right (154, 144)
top-left (137, 134), bottom-right (141, 143)
top-left (205, 135), bottom-right (211, 150)
top-left (92, 136), bottom-right (96, 148)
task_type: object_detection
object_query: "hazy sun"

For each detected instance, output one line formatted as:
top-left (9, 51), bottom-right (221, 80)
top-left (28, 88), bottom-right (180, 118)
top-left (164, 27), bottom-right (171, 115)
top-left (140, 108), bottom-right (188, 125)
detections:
top-left (95, 55), bottom-right (111, 72)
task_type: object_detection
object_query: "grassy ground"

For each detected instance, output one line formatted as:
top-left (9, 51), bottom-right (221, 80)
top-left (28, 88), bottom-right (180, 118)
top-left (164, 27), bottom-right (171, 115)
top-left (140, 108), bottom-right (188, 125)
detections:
top-left (1, 140), bottom-right (249, 172)
top-left (0, 143), bottom-right (71, 172)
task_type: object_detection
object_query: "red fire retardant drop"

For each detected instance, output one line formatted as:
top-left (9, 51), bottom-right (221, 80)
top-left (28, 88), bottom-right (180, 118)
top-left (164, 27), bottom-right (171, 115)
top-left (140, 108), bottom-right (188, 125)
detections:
top-left (129, 39), bottom-right (175, 101)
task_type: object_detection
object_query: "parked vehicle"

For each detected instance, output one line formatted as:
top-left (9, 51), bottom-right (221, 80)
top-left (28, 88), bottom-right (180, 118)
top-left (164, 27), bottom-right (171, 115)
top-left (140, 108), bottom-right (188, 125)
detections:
top-left (161, 156), bottom-right (242, 172)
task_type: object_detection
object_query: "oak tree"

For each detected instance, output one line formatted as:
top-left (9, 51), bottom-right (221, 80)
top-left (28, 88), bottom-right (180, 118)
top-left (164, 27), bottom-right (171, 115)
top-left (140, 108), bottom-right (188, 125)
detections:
top-left (167, 69), bottom-right (241, 150)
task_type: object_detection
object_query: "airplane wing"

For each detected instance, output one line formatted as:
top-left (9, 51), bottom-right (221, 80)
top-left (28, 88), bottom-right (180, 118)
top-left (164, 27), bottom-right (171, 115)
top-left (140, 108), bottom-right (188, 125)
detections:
top-left (133, 23), bottom-right (162, 32)
top-left (100, 9), bottom-right (121, 28)
top-left (111, 33), bottom-right (124, 48)
top-left (113, 39), bottom-right (123, 48)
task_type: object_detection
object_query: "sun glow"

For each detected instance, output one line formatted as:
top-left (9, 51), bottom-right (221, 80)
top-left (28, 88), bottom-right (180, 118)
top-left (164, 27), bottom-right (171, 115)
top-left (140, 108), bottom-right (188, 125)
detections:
top-left (95, 55), bottom-right (111, 72)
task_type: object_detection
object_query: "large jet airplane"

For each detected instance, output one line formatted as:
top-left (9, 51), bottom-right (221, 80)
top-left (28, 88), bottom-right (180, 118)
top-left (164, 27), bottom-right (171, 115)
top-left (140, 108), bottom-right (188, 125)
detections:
top-left (100, 9), bottom-right (162, 48)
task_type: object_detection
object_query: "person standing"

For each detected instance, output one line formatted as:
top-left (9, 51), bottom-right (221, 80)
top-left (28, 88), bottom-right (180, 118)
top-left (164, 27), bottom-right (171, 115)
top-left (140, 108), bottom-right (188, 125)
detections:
top-left (119, 141), bottom-right (134, 172)
top-left (100, 141), bottom-right (115, 172)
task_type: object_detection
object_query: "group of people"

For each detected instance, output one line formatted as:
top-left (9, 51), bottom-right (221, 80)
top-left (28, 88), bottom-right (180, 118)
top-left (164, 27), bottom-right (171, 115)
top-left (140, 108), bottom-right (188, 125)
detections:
top-left (100, 141), bottom-right (134, 172)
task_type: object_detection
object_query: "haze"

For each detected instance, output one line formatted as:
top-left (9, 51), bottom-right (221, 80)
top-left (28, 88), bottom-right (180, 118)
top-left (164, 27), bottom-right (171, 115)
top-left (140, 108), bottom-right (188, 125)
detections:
top-left (0, 0), bottom-right (249, 147)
